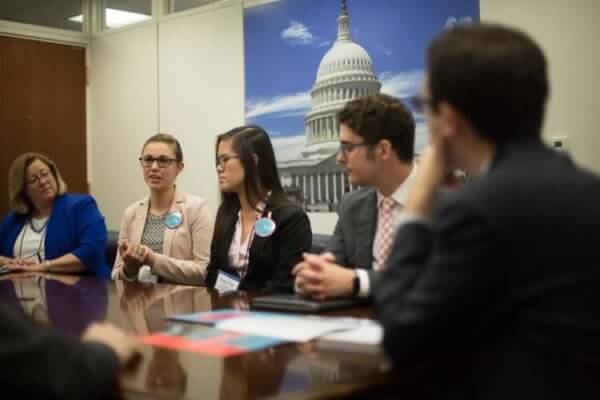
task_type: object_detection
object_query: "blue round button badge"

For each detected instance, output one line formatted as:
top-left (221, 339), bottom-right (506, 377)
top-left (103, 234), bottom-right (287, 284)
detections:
top-left (255, 213), bottom-right (276, 238)
top-left (163, 211), bottom-right (183, 229)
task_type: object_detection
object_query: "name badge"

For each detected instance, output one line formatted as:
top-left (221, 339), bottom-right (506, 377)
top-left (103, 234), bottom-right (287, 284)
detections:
top-left (215, 270), bottom-right (241, 293)
top-left (137, 265), bottom-right (158, 284)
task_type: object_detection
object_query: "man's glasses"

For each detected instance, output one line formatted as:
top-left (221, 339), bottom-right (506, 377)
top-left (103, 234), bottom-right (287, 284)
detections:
top-left (139, 156), bottom-right (178, 168)
top-left (338, 142), bottom-right (370, 155)
top-left (216, 154), bottom-right (240, 168)
top-left (27, 169), bottom-right (51, 186)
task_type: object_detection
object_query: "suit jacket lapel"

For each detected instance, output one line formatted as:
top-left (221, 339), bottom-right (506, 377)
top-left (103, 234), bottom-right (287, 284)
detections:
top-left (131, 197), bottom-right (149, 246)
top-left (353, 190), bottom-right (378, 269)
top-left (244, 205), bottom-right (271, 279)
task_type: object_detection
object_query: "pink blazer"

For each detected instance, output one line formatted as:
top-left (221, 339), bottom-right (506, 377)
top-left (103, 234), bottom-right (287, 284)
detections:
top-left (112, 190), bottom-right (214, 285)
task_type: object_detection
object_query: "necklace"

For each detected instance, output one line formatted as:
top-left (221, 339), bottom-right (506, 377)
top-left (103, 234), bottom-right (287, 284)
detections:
top-left (29, 217), bottom-right (49, 234)
top-left (18, 219), bottom-right (48, 260)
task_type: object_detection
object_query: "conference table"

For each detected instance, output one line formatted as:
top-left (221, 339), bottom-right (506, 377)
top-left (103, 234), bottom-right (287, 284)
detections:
top-left (0, 273), bottom-right (402, 399)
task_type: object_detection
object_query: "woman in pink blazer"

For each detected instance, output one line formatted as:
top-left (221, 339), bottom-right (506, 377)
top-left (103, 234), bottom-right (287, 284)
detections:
top-left (112, 134), bottom-right (213, 285)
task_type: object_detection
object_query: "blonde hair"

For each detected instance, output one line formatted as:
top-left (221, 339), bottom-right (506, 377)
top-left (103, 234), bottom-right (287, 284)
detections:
top-left (8, 152), bottom-right (68, 214)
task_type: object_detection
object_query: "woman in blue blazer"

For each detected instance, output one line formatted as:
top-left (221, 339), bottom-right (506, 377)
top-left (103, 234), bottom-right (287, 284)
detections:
top-left (0, 153), bottom-right (110, 278)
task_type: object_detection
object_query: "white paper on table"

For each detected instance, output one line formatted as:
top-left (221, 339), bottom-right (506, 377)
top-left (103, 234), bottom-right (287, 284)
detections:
top-left (319, 321), bottom-right (383, 347)
top-left (216, 315), bottom-right (363, 342)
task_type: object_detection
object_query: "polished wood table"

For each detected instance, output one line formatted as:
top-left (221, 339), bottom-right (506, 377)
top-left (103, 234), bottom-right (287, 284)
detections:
top-left (0, 274), bottom-right (399, 399)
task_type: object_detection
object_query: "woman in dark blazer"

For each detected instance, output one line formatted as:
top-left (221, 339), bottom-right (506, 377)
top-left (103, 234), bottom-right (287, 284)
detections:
top-left (206, 125), bottom-right (311, 293)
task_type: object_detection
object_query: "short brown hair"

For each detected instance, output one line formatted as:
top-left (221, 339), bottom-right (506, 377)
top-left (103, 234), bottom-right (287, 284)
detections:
top-left (427, 24), bottom-right (548, 142)
top-left (337, 94), bottom-right (415, 162)
top-left (8, 153), bottom-right (68, 214)
top-left (142, 133), bottom-right (184, 162)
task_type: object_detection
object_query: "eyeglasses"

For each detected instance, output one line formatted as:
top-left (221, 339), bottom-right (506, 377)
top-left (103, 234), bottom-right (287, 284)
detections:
top-left (411, 95), bottom-right (433, 113)
top-left (139, 156), bottom-right (178, 168)
top-left (27, 169), bottom-right (51, 186)
top-left (216, 154), bottom-right (240, 168)
top-left (338, 141), bottom-right (370, 155)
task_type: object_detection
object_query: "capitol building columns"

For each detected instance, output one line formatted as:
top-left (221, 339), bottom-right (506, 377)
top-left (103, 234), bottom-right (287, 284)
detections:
top-left (290, 170), bottom-right (351, 209)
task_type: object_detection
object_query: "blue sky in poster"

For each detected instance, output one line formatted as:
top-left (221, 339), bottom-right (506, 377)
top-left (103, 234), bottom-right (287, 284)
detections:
top-left (244, 0), bottom-right (479, 157)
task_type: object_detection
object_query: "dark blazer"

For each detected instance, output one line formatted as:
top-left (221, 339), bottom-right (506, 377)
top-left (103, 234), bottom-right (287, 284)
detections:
top-left (207, 204), bottom-right (311, 293)
top-left (328, 188), bottom-right (382, 287)
top-left (0, 194), bottom-right (111, 278)
top-left (375, 139), bottom-right (600, 399)
top-left (0, 302), bottom-right (119, 399)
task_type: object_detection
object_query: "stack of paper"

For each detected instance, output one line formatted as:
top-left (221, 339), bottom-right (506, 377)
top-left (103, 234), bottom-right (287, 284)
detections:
top-left (167, 309), bottom-right (377, 343)
top-left (317, 321), bottom-right (383, 354)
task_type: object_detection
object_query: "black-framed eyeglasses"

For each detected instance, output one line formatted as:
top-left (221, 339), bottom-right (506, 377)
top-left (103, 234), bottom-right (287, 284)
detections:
top-left (139, 156), bottom-right (178, 168)
top-left (411, 95), bottom-right (433, 113)
top-left (216, 154), bottom-right (240, 168)
top-left (27, 169), bottom-right (51, 186)
top-left (338, 141), bottom-right (370, 155)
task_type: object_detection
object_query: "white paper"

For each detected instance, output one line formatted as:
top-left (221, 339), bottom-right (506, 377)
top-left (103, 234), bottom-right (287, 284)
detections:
top-left (319, 322), bottom-right (383, 346)
top-left (216, 315), bottom-right (362, 342)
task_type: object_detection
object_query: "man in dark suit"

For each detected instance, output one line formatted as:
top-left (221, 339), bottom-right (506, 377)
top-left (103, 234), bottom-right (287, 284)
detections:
top-left (0, 301), bottom-right (139, 398)
top-left (376, 23), bottom-right (600, 399)
top-left (294, 94), bottom-right (417, 299)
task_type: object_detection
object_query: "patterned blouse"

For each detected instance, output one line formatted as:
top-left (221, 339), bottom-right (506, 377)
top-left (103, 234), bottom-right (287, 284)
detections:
top-left (141, 213), bottom-right (165, 254)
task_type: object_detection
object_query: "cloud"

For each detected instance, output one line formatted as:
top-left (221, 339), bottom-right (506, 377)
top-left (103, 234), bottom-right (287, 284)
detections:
top-left (379, 70), bottom-right (424, 99)
top-left (281, 20), bottom-right (317, 45)
top-left (377, 45), bottom-right (393, 56)
top-left (246, 91), bottom-right (311, 119)
top-left (271, 134), bottom-right (306, 162)
top-left (281, 20), bottom-right (330, 47)
top-left (444, 16), bottom-right (473, 30)
top-left (246, 70), bottom-right (424, 120)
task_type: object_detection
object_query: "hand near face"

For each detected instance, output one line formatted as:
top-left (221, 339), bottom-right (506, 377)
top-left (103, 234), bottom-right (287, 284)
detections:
top-left (292, 252), bottom-right (355, 300)
top-left (405, 144), bottom-right (449, 216)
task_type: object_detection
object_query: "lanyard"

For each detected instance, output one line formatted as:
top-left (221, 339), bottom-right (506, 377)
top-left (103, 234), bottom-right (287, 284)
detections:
top-left (17, 219), bottom-right (48, 260)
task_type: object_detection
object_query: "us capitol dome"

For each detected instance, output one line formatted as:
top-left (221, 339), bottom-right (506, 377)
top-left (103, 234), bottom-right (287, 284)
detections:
top-left (303, 0), bottom-right (381, 156)
top-left (279, 0), bottom-right (381, 211)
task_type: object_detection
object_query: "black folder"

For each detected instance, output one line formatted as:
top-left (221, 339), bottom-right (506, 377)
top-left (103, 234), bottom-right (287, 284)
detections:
top-left (251, 294), bottom-right (367, 313)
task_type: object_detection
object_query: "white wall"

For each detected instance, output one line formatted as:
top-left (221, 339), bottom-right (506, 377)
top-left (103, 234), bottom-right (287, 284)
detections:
top-left (90, 0), bottom-right (600, 233)
top-left (480, 0), bottom-right (600, 174)
top-left (158, 4), bottom-right (245, 217)
top-left (90, 23), bottom-right (159, 229)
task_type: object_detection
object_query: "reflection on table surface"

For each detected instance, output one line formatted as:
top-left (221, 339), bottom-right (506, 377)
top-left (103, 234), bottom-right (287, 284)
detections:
top-left (0, 274), bottom-right (395, 400)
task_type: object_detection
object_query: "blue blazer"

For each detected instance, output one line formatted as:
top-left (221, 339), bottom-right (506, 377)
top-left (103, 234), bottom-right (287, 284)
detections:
top-left (0, 194), bottom-right (110, 278)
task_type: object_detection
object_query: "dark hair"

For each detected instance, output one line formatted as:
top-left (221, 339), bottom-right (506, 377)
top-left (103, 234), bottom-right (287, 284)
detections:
top-left (142, 133), bottom-right (184, 162)
top-left (337, 94), bottom-right (415, 162)
top-left (211, 125), bottom-right (290, 262)
top-left (427, 23), bottom-right (548, 142)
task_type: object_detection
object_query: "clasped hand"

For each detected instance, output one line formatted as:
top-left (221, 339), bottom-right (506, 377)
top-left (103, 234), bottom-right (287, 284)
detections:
top-left (119, 240), bottom-right (155, 277)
